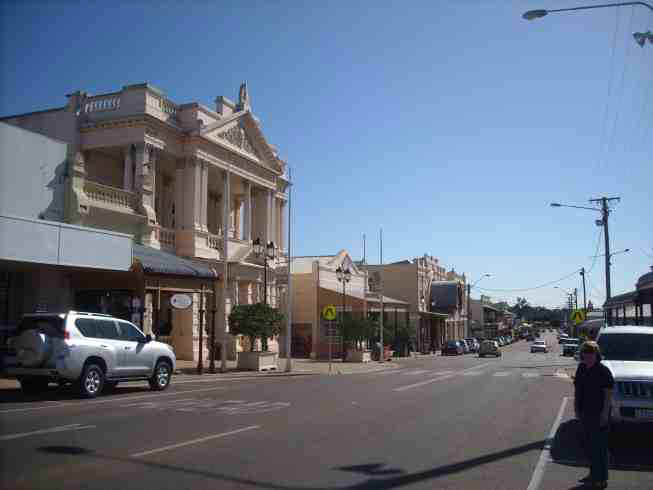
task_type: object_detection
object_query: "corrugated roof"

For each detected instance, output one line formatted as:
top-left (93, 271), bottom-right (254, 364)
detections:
top-left (604, 290), bottom-right (637, 307)
top-left (133, 244), bottom-right (218, 279)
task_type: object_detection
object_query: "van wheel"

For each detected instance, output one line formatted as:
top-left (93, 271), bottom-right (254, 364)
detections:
top-left (79, 364), bottom-right (105, 398)
top-left (19, 377), bottom-right (49, 394)
top-left (149, 360), bottom-right (172, 391)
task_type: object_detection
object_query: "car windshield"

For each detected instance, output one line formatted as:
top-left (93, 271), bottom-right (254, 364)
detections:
top-left (598, 334), bottom-right (653, 362)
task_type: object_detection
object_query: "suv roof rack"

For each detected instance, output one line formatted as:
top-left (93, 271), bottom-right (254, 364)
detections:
top-left (68, 311), bottom-right (114, 318)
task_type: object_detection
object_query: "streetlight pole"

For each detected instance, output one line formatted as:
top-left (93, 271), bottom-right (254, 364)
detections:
top-left (580, 267), bottom-right (587, 312)
top-left (336, 266), bottom-right (351, 361)
top-left (253, 238), bottom-right (277, 307)
top-left (550, 197), bottom-right (620, 324)
top-left (466, 274), bottom-right (491, 339)
top-left (524, 2), bottom-right (653, 21)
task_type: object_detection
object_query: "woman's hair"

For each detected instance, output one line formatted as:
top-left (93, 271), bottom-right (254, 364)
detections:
top-left (580, 340), bottom-right (602, 361)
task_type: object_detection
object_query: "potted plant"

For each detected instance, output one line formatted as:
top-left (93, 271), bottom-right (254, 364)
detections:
top-left (229, 302), bottom-right (284, 371)
top-left (342, 316), bottom-right (373, 363)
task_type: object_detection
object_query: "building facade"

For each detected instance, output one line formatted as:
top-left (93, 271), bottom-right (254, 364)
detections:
top-left (603, 266), bottom-right (653, 327)
top-left (1, 83), bottom-right (289, 362)
top-left (365, 255), bottom-right (467, 353)
top-left (289, 251), bottom-right (408, 359)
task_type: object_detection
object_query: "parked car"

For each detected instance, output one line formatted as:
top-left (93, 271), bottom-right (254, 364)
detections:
top-left (526, 334), bottom-right (535, 341)
top-left (459, 339), bottom-right (471, 354)
top-left (558, 333), bottom-right (569, 345)
top-left (531, 339), bottom-right (548, 353)
top-left (4, 311), bottom-right (176, 398)
top-left (562, 338), bottom-right (581, 357)
top-left (442, 340), bottom-right (464, 356)
top-left (465, 338), bottom-right (479, 353)
top-left (479, 340), bottom-right (501, 358)
top-left (597, 326), bottom-right (653, 426)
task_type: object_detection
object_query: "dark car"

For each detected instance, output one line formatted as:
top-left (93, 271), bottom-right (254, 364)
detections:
top-left (442, 340), bottom-right (463, 356)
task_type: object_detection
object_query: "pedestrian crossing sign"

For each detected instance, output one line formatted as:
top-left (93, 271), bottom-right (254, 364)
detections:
top-left (570, 309), bottom-right (586, 325)
top-left (322, 305), bottom-right (337, 321)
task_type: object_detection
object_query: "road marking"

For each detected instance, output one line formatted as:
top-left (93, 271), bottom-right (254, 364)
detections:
top-left (393, 363), bottom-right (491, 392)
top-left (522, 373), bottom-right (541, 378)
top-left (130, 425), bottom-right (260, 458)
top-left (493, 371), bottom-right (511, 377)
top-left (402, 370), bottom-right (430, 375)
top-left (526, 396), bottom-right (568, 490)
top-left (0, 423), bottom-right (96, 441)
top-left (0, 386), bottom-right (228, 414)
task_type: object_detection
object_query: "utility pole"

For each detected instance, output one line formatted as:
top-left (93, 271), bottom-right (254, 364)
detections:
top-left (379, 228), bottom-right (384, 362)
top-left (589, 196), bottom-right (620, 325)
top-left (574, 288), bottom-right (578, 310)
top-left (580, 267), bottom-right (587, 312)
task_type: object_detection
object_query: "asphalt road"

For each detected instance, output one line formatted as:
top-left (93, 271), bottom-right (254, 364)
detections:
top-left (1, 332), bottom-right (652, 490)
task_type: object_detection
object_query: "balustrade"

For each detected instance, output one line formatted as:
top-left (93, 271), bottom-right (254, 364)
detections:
top-left (84, 181), bottom-right (136, 211)
top-left (84, 96), bottom-right (120, 113)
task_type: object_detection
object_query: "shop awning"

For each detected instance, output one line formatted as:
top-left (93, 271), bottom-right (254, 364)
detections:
top-left (133, 244), bottom-right (218, 279)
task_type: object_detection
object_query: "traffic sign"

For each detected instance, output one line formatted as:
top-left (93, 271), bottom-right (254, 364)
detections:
top-left (570, 309), bottom-right (586, 325)
top-left (322, 305), bottom-right (337, 321)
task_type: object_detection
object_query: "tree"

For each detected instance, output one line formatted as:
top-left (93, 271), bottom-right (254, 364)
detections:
top-left (511, 297), bottom-right (530, 319)
top-left (228, 303), bottom-right (285, 352)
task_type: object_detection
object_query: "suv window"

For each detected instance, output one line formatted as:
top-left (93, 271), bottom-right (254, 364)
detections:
top-left (117, 322), bottom-right (145, 342)
top-left (75, 318), bottom-right (119, 339)
top-left (18, 317), bottom-right (65, 338)
top-left (598, 333), bottom-right (653, 362)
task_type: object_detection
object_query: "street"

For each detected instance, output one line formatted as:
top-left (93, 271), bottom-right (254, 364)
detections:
top-left (2, 332), bottom-right (652, 490)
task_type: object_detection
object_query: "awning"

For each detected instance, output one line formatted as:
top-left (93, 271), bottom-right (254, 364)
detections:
top-left (133, 244), bottom-right (218, 279)
top-left (418, 310), bottom-right (448, 319)
top-left (318, 284), bottom-right (408, 306)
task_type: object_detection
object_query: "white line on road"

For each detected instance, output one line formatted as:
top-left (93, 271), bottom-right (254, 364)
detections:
top-left (526, 396), bottom-right (568, 490)
top-left (0, 386), bottom-right (228, 414)
top-left (393, 363), bottom-right (491, 392)
top-left (493, 372), bottom-right (511, 377)
top-left (130, 425), bottom-right (260, 458)
top-left (402, 370), bottom-right (430, 375)
top-left (0, 423), bottom-right (96, 441)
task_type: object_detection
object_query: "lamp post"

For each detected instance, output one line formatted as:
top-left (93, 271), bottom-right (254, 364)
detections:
top-left (336, 265), bottom-right (351, 360)
top-left (467, 274), bottom-right (491, 339)
top-left (253, 238), bottom-right (277, 306)
top-left (523, 2), bottom-right (653, 21)
top-left (550, 197), bottom-right (620, 324)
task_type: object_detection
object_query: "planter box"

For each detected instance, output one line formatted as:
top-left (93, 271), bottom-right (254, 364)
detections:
top-left (237, 351), bottom-right (278, 371)
top-left (347, 349), bottom-right (372, 363)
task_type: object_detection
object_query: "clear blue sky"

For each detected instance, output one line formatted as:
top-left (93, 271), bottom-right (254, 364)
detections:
top-left (1, 0), bottom-right (651, 309)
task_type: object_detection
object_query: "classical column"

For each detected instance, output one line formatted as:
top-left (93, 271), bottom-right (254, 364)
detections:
top-left (243, 181), bottom-right (252, 241)
top-left (200, 161), bottom-right (209, 232)
top-left (220, 168), bottom-right (231, 372)
top-left (174, 159), bottom-right (186, 230)
top-left (233, 195), bottom-right (243, 239)
top-left (123, 146), bottom-right (133, 190)
top-left (279, 200), bottom-right (286, 250)
top-left (135, 143), bottom-right (157, 226)
top-left (267, 190), bottom-right (274, 244)
top-left (183, 157), bottom-right (202, 231)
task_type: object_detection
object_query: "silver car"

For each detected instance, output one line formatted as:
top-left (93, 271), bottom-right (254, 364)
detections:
top-left (5, 311), bottom-right (176, 398)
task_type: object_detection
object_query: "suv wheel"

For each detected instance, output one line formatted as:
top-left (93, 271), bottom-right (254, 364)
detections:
top-left (149, 360), bottom-right (172, 391)
top-left (19, 377), bottom-right (49, 394)
top-left (79, 363), bottom-right (104, 398)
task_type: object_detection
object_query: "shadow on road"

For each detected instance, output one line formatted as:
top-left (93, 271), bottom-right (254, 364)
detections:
top-left (37, 438), bottom-right (545, 490)
top-left (0, 384), bottom-right (155, 404)
top-left (551, 419), bottom-right (653, 471)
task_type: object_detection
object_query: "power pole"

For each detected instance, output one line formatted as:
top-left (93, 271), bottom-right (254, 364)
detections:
top-left (580, 267), bottom-right (587, 312)
top-left (574, 288), bottom-right (578, 310)
top-left (589, 196), bottom-right (620, 325)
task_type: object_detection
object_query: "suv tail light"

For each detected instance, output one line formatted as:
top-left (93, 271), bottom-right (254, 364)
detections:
top-left (64, 330), bottom-right (70, 340)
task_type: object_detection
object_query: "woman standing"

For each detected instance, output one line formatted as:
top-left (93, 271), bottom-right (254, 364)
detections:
top-left (574, 341), bottom-right (614, 489)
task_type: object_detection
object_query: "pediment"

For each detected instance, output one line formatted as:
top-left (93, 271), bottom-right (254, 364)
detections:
top-left (200, 111), bottom-right (283, 173)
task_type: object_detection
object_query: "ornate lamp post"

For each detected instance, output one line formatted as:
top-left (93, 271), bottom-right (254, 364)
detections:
top-left (336, 265), bottom-right (351, 360)
top-left (253, 238), bottom-right (277, 306)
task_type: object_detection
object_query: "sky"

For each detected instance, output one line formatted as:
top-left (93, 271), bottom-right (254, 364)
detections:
top-left (1, 0), bottom-right (651, 309)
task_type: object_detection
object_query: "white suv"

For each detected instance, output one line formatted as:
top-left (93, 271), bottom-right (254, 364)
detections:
top-left (5, 311), bottom-right (176, 398)
top-left (597, 326), bottom-right (653, 425)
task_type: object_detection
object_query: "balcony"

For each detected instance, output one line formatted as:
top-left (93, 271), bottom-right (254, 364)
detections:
top-left (83, 181), bottom-right (138, 214)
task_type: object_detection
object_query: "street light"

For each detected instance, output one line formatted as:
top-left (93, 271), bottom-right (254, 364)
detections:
top-left (253, 237), bottom-right (276, 306)
top-left (633, 31), bottom-right (653, 46)
top-left (336, 265), bottom-right (351, 360)
top-left (550, 197), bottom-right (620, 324)
top-left (467, 273), bottom-right (491, 339)
top-left (523, 2), bottom-right (653, 22)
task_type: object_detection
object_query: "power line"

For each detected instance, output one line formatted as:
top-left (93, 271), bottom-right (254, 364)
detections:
top-left (586, 228), bottom-right (604, 274)
top-left (604, 6), bottom-right (636, 171)
top-left (597, 7), bottom-right (622, 171)
top-left (477, 268), bottom-right (582, 293)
